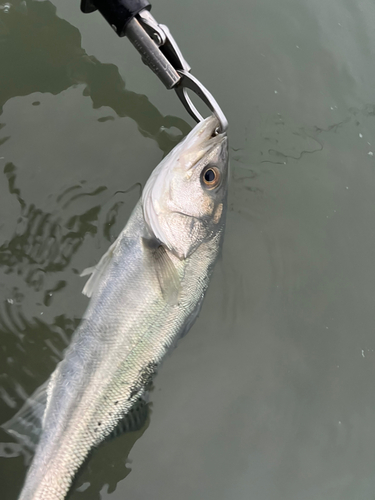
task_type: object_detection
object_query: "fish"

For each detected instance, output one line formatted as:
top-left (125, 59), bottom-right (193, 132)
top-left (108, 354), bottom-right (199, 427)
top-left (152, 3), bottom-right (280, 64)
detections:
top-left (3, 115), bottom-right (229, 500)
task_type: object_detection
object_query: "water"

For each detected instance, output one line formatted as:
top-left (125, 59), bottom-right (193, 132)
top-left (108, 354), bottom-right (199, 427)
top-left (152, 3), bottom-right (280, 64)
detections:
top-left (1, 0), bottom-right (375, 498)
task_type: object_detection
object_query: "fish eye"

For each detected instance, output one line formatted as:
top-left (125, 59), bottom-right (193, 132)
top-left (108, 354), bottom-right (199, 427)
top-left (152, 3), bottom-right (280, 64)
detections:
top-left (202, 166), bottom-right (221, 189)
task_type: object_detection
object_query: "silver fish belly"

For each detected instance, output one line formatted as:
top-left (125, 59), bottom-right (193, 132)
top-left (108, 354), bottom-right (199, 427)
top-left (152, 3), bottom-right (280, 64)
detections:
top-left (9, 116), bottom-right (229, 500)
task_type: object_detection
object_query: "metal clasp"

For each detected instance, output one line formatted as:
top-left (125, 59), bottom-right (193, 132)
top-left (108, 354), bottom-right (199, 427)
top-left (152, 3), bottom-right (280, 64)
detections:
top-left (125, 10), bottom-right (228, 133)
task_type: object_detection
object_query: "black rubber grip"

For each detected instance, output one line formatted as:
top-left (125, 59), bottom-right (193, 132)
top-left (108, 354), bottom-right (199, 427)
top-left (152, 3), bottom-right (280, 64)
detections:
top-left (81, 0), bottom-right (151, 36)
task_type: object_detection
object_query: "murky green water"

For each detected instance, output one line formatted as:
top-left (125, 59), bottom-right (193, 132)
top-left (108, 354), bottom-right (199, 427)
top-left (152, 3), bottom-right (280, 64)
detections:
top-left (2, 0), bottom-right (375, 498)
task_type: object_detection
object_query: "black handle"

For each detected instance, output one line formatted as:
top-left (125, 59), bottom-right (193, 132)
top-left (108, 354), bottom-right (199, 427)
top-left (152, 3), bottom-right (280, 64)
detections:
top-left (81, 0), bottom-right (151, 37)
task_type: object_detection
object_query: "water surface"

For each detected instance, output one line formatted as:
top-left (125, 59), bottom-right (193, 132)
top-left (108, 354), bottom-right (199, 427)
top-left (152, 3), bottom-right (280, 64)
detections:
top-left (1, 0), bottom-right (375, 499)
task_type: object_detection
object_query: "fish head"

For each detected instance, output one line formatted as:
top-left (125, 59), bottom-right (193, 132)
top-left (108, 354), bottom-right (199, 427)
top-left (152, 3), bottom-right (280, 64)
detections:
top-left (143, 116), bottom-right (229, 259)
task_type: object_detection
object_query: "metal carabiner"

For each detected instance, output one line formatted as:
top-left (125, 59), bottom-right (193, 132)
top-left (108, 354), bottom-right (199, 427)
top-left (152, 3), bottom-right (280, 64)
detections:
top-left (174, 70), bottom-right (228, 134)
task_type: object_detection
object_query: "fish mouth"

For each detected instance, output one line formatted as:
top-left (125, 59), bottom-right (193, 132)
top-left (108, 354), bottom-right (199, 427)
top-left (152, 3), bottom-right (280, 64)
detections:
top-left (203, 134), bottom-right (228, 166)
top-left (198, 118), bottom-right (228, 161)
top-left (179, 116), bottom-right (228, 169)
top-left (187, 115), bottom-right (227, 147)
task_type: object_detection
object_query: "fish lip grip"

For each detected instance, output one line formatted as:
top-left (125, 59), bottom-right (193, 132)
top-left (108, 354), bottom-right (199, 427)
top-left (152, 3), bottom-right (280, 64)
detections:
top-left (80, 0), bottom-right (228, 134)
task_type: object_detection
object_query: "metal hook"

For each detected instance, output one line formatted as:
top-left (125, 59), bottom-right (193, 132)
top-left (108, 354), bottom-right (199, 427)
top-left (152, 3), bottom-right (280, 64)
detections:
top-left (174, 70), bottom-right (228, 134)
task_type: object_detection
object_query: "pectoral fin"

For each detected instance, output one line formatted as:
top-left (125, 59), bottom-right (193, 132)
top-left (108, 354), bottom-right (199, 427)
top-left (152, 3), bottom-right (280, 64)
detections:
top-left (143, 239), bottom-right (180, 305)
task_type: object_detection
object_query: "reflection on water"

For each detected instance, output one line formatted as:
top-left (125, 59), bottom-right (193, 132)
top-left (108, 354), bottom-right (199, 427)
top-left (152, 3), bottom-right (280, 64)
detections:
top-left (1, 162), bottom-right (105, 290)
top-left (0, 0), bottom-right (190, 153)
top-left (71, 416), bottom-right (150, 500)
top-left (229, 104), bottom-right (375, 227)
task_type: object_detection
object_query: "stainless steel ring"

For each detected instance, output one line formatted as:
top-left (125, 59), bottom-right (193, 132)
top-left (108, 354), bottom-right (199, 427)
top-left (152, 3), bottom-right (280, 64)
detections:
top-left (175, 70), bottom-right (228, 134)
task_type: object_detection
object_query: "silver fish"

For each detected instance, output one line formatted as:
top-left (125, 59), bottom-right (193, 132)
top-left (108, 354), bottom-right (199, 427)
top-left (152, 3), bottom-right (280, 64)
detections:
top-left (5, 115), bottom-right (229, 500)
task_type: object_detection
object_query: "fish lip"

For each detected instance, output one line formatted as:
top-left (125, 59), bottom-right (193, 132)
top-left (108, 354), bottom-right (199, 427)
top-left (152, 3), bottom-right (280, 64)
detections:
top-left (184, 115), bottom-right (227, 149)
top-left (205, 133), bottom-right (228, 155)
top-left (200, 118), bottom-right (228, 149)
top-left (177, 118), bottom-right (228, 173)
